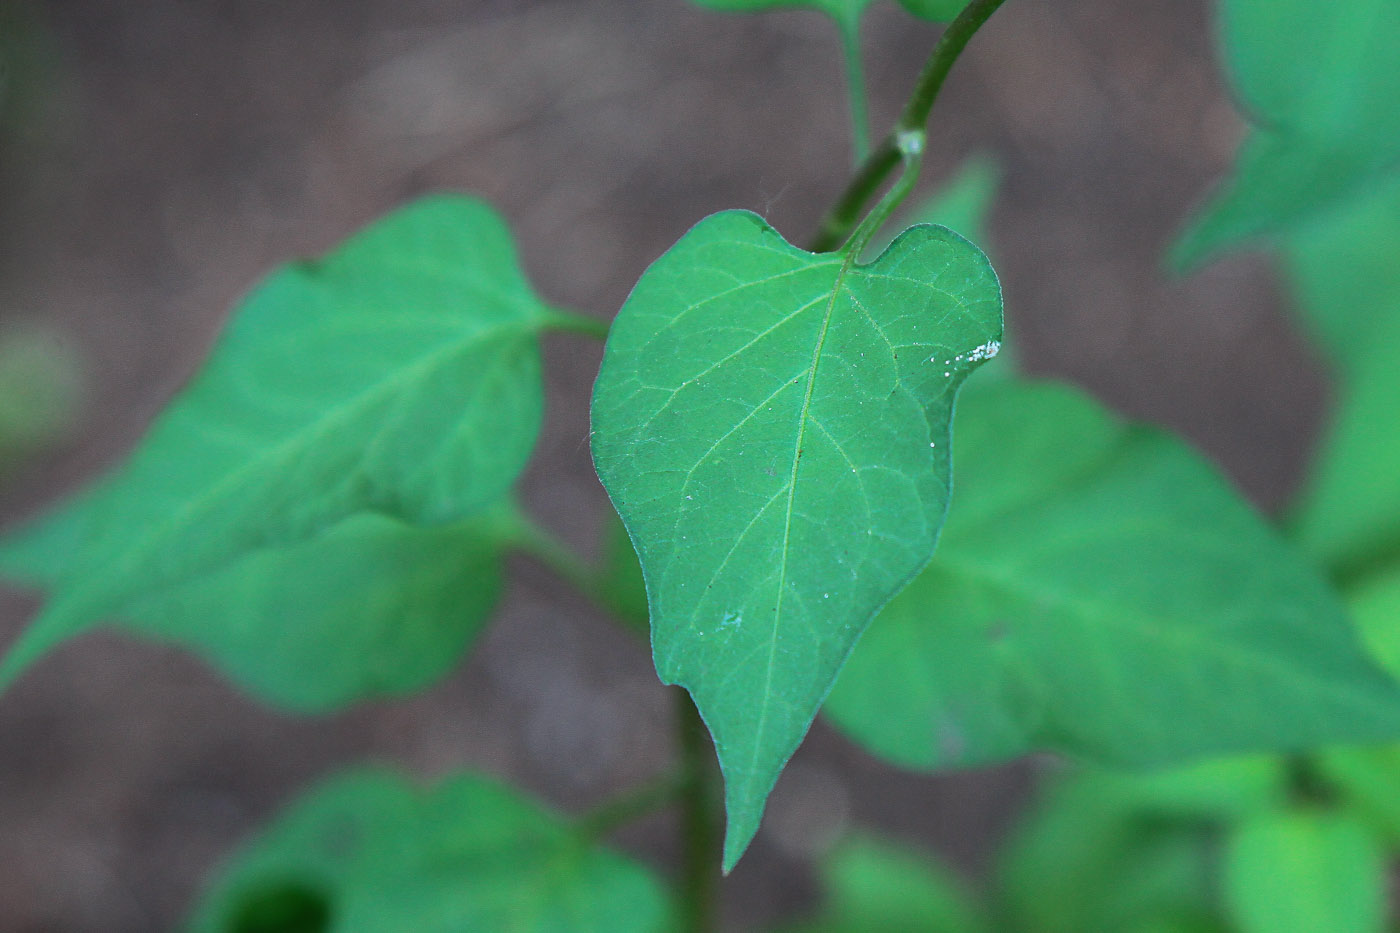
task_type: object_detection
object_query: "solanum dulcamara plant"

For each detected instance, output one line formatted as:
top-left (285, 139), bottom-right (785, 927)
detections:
top-left (4, 0), bottom-right (1400, 929)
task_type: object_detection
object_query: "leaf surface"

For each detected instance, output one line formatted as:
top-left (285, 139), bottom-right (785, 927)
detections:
top-left (1314, 569), bottom-right (1400, 847)
top-left (997, 770), bottom-right (1220, 933)
top-left (1281, 177), bottom-right (1400, 574)
top-left (591, 210), bottom-right (1001, 869)
top-left (1, 486), bottom-right (513, 712)
top-left (1175, 0), bottom-right (1400, 264)
top-left (1316, 743), bottom-right (1400, 847)
top-left (825, 378), bottom-right (1400, 771)
top-left (1224, 810), bottom-right (1385, 933)
top-left (791, 835), bottom-right (989, 933)
top-left (189, 768), bottom-right (673, 933)
top-left (1281, 173), bottom-right (1400, 369)
top-left (0, 195), bottom-right (549, 690)
top-left (1290, 310), bottom-right (1400, 575)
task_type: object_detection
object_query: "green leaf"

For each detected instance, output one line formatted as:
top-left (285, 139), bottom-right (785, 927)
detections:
top-left (190, 768), bottom-right (674, 933)
top-left (1316, 744), bottom-right (1400, 847)
top-left (0, 195), bottom-right (551, 692)
top-left (789, 834), bottom-right (989, 933)
top-left (599, 508), bottom-right (650, 632)
top-left (1290, 311), bottom-right (1400, 576)
top-left (868, 156), bottom-right (1012, 378)
top-left (1174, 0), bottom-right (1400, 265)
top-left (1, 486), bottom-right (513, 712)
top-left (824, 378), bottom-right (1400, 772)
top-left (1278, 172), bottom-right (1400, 576)
top-left (997, 771), bottom-right (1219, 933)
top-left (1314, 569), bottom-right (1400, 847)
top-left (1350, 564), bottom-right (1400, 676)
top-left (130, 512), bottom-right (508, 712)
top-left (1280, 172), bottom-right (1400, 371)
top-left (1224, 810), bottom-right (1385, 933)
top-left (591, 210), bottom-right (1001, 870)
top-left (1087, 756), bottom-right (1289, 824)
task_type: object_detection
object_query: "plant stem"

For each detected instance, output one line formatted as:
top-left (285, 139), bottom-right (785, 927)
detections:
top-left (542, 306), bottom-right (611, 341)
top-left (847, 131), bottom-right (925, 260)
top-left (896, 0), bottom-right (1007, 137)
top-left (515, 512), bottom-right (721, 924)
top-left (808, 0), bottom-right (1009, 253)
top-left (839, 16), bottom-right (872, 166)
top-left (576, 773), bottom-right (685, 841)
top-left (508, 510), bottom-right (648, 637)
top-left (511, 511), bottom-right (601, 595)
top-left (677, 689), bottom-right (722, 932)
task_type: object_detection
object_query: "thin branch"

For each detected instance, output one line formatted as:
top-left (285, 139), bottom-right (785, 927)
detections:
top-left (808, 0), bottom-right (1010, 253)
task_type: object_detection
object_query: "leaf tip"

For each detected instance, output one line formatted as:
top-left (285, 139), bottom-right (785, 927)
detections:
top-left (720, 824), bottom-right (755, 876)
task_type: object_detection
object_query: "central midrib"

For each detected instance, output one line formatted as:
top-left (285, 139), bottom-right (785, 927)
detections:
top-left (743, 248), bottom-right (862, 790)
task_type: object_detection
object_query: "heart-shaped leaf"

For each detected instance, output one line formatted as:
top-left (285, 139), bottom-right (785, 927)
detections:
top-left (825, 378), bottom-right (1400, 772)
top-left (591, 209), bottom-right (1001, 869)
top-left (0, 196), bottom-right (552, 692)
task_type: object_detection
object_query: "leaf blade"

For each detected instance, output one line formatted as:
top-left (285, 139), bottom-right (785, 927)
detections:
top-left (825, 379), bottom-right (1400, 772)
top-left (190, 768), bottom-right (674, 933)
top-left (792, 834), bottom-right (990, 933)
top-left (1225, 810), bottom-right (1386, 933)
top-left (1174, 0), bottom-right (1400, 264)
top-left (591, 210), bottom-right (1001, 869)
top-left (0, 195), bottom-right (547, 692)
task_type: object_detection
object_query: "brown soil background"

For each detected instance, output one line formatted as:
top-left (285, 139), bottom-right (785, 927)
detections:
top-left (0, 0), bottom-right (1326, 930)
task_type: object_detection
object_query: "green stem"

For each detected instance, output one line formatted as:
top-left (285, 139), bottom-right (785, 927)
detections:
top-left (576, 773), bottom-right (685, 841)
top-left (847, 131), bottom-right (925, 260)
top-left (509, 510), bottom-right (648, 636)
top-left (808, 0), bottom-right (1009, 253)
top-left (896, 0), bottom-right (1007, 136)
top-left (839, 17), bottom-right (871, 166)
top-left (677, 689), bottom-right (722, 932)
top-left (511, 512), bottom-right (601, 596)
top-left (542, 307), bottom-right (611, 341)
top-left (515, 512), bottom-right (719, 924)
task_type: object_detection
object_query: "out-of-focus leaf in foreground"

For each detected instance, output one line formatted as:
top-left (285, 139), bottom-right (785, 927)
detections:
top-left (190, 769), bottom-right (674, 933)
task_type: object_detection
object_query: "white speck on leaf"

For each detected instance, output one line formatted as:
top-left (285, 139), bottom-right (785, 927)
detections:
top-left (966, 339), bottom-right (1001, 362)
top-left (948, 340), bottom-right (1001, 366)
